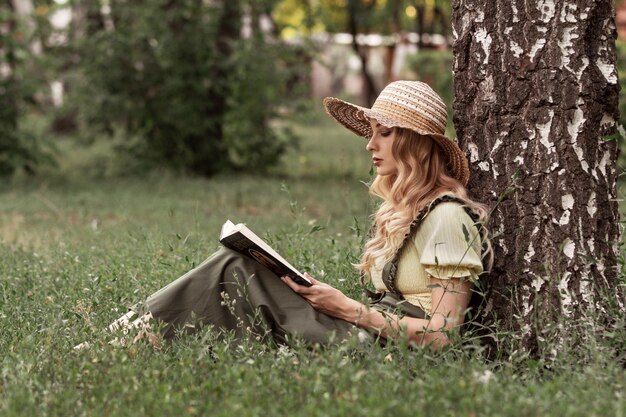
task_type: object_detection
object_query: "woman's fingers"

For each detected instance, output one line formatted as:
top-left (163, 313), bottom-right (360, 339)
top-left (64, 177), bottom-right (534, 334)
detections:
top-left (281, 275), bottom-right (314, 295)
top-left (303, 272), bottom-right (319, 285)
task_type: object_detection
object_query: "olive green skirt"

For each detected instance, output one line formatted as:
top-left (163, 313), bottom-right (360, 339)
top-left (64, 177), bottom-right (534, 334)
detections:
top-left (141, 247), bottom-right (357, 345)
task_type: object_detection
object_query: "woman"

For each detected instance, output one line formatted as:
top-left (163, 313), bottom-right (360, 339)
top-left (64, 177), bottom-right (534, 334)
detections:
top-left (109, 81), bottom-right (492, 350)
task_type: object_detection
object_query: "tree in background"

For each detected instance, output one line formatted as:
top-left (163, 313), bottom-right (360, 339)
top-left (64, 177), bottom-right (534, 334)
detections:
top-left (275, 0), bottom-right (454, 105)
top-left (452, 0), bottom-right (623, 355)
top-left (65, 0), bottom-right (308, 176)
top-left (0, 1), bottom-right (51, 176)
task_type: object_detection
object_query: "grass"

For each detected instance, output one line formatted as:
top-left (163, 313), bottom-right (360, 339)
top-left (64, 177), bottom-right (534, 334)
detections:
top-left (1, 108), bottom-right (626, 417)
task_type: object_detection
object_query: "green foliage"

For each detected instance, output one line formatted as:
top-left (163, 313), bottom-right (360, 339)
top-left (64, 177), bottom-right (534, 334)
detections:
top-left (0, 6), bottom-right (53, 176)
top-left (618, 41), bottom-right (626, 128)
top-left (615, 40), bottom-right (626, 175)
top-left (69, 0), bottom-right (308, 176)
top-left (291, 0), bottom-right (452, 36)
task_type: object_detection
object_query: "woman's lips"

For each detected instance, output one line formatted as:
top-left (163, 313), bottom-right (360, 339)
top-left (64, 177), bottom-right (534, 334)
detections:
top-left (373, 158), bottom-right (382, 166)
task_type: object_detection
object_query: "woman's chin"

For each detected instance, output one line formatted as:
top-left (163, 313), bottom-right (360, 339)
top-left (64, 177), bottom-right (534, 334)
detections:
top-left (376, 167), bottom-right (397, 177)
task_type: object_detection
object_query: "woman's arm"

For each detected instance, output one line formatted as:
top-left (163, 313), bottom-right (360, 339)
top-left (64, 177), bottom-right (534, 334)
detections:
top-left (282, 274), bottom-right (472, 348)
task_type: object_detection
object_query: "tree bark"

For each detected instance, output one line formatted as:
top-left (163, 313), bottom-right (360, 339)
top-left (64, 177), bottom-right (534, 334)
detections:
top-left (348, 0), bottom-right (378, 106)
top-left (414, 2), bottom-right (425, 49)
top-left (452, 0), bottom-right (623, 355)
top-left (383, 0), bottom-right (402, 85)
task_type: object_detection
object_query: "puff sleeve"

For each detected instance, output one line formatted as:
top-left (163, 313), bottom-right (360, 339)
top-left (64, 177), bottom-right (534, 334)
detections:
top-left (418, 202), bottom-right (483, 281)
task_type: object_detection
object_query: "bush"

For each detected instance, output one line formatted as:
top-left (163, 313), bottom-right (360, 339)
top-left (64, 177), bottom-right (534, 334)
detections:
top-left (68, 0), bottom-right (308, 176)
top-left (0, 6), bottom-right (53, 176)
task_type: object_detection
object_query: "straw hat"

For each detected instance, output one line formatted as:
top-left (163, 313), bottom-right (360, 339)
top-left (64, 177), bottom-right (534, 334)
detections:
top-left (323, 80), bottom-right (470, 185)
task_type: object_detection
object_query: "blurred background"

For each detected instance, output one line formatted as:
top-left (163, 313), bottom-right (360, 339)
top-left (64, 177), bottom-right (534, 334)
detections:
top-left (1, 0), bottom-right (625, 187)
top-left (0, 0), bottom-right (462, 181)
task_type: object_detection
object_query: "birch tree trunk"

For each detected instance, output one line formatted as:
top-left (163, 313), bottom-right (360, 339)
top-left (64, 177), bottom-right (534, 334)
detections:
top-left (452, 0), bottom-right (624, 354)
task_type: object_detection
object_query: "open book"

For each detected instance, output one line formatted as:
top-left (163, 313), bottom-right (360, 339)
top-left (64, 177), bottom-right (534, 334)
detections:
top-left (219, 220), bottom-right (313, 287)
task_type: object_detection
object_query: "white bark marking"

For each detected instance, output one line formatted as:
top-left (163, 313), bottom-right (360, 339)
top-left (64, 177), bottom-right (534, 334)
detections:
top-left (587, 192), bottom-right (597, 217)
top-left (498, 239), bottom-right (508, 255)
top-left (558, 194), bottom-right (573, 226)
top-left (597, 149), bottom-right (610, 179)
top-left (461, 13), bottom-right (472, 34)
top-left (478, 161), bottom-right (490, 171)
top-left (496, 222), bottom-right (507, 255)
top-left (597, 260), bottom-right (605, 273)
top-left (596, 58), bottom-right (618, 84)
top-left (550, 161), bottom-right (560, 172)
top-left (538, 0), bottom-right (556, 23)
top-left (520, 291), bottom-right (533, 327)
top-left (561, 194), bottom-right (574, 210)
top-left (510, 40), bottom-right (524, 58)
top-left (468, 142), bottom-right (479, 163)
top-left (524, 226), bottom-right (539, 265)
top-left (531, 274), bottom-right (544, 291)
top-left (514, 155), bottom-right (524, 165)
top-left (587, 238), bottom-right (595, 253)
top-left (475, 28), bottom-right (492, 65)
top-left (558, 27), bottom-right (577, 71)
top-left (475, 8), bottom-right (485, 22)
top-left (563, 239), bottom-right (575, 259)
top-left (573, 145), bottom-right (589, 173)
top-left (492, 138), bottom-right (503, 153)
top-left (600, 113), bottom-right (615, 129)
top-left (558, 271), bottom-right (573, 315)
top-left (511, 1), bottom-right (520, 23)
top-left (537, 110), bottom-right (555, 154)
top-left (580, 6), bottom-right (590, 20)
top-left (521, 140), bottom-right (528, 150)
top-left (559, 3), bottom-right (578, 23)
top-left (529, 38), bottom-right (547, 62)
top-left (568, 105), bottom-right (589, 173)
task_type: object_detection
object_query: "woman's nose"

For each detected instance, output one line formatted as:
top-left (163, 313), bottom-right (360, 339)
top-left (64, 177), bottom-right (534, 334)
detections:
top-left (366, 137), bottom-right (376, 152)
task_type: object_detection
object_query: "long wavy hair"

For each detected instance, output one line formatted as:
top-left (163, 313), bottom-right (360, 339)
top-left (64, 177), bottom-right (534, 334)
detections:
top-left (356, 128), bottom-right (493, 275)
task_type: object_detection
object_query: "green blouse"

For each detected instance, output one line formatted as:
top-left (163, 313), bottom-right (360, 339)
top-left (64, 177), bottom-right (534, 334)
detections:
top-left (369, 201), bottom-right (483, 313)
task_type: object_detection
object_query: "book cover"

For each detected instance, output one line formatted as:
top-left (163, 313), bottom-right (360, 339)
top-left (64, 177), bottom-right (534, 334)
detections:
top-left (219, 220), bottom-right (313, 287)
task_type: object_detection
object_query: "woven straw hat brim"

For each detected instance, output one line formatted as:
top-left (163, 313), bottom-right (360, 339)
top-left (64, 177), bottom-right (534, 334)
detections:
top-left (323, 96), bottom-right (470, 186)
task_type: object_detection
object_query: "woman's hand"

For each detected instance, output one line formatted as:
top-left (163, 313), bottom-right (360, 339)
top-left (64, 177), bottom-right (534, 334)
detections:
top-left (281, 273), bottom-right (356, 320)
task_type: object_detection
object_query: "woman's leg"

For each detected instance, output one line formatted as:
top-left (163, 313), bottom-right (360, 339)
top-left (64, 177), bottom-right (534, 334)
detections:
top-left (142, 247), bottom-right (357, 345)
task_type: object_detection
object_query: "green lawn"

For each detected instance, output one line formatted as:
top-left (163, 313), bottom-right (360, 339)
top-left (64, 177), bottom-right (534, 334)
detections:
top-left (1, 109), bottom-right (625, 417)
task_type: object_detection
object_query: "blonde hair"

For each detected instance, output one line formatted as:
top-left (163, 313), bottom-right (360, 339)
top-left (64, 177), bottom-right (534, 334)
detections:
top-left (357, 128), bottom-right (493, 275)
